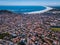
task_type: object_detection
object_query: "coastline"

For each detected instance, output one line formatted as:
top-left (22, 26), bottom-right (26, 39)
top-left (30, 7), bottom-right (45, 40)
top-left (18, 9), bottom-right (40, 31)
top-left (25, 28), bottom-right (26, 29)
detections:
top-left (24, 6), bottom-right (53, 14)
top-left (0, 6), bottom-right (60, 45)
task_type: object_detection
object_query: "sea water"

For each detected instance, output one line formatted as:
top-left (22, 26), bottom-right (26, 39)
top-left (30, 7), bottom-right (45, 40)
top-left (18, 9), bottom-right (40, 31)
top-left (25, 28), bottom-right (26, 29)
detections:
top-left (0, 6), bottom-right (46, 13)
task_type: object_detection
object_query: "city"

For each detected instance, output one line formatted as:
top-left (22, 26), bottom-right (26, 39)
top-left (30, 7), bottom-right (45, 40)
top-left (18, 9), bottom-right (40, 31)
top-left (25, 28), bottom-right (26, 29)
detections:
top-left (0, 9), bottom-right (60, 45)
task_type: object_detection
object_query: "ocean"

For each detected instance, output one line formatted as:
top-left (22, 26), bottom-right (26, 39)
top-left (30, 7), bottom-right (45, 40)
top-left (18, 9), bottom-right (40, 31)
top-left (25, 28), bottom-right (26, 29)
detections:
top-left (52, 6), bottom-right (60, 10)
top-left (0, 6), bottom-right (46, 13)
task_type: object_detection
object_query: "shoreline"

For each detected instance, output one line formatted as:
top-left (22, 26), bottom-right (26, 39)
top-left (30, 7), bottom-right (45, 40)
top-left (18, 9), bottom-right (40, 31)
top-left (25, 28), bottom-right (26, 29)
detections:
top-left (24, 6), bottom-right (53, 14)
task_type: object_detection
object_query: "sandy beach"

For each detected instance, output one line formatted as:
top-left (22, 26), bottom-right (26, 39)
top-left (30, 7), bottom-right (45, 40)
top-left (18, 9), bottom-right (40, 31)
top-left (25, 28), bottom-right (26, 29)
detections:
top-left (24, 6), bottom-right (53, 14)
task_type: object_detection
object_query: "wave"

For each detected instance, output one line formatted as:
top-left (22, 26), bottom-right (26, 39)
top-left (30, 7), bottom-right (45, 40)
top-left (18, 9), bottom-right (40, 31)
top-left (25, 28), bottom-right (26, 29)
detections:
top-left (24, 6), bottom-right (53, 14)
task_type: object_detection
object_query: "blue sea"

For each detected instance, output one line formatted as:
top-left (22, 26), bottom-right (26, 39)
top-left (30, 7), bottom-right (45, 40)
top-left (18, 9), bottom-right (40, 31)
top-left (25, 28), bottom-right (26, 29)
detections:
top-left (0, 6), bottom-right (46, 13)
top-left (51, 6), bottom-right (60, 10)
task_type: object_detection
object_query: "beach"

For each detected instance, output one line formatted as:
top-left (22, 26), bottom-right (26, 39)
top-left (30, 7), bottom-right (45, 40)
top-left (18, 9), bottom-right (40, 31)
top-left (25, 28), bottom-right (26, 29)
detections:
top-left (24, 6), bottom-right (53, 14)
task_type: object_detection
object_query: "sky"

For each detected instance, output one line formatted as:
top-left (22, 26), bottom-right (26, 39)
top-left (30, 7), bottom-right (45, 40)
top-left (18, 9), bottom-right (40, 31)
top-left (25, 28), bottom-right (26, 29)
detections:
top-left (0, 0), bottom-right (60, 6)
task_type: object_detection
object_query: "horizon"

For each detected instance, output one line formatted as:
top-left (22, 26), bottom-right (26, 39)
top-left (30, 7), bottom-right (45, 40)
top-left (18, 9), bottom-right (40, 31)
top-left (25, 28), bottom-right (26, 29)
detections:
top-left (0, 0), bottom-right (60, 6)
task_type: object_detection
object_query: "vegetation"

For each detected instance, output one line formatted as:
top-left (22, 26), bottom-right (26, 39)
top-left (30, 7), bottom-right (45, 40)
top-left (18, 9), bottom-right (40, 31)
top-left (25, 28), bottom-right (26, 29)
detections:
top-left (51, 28), bottom-right (60, 32)
top-left (0, 32), bottom-right (9, 39)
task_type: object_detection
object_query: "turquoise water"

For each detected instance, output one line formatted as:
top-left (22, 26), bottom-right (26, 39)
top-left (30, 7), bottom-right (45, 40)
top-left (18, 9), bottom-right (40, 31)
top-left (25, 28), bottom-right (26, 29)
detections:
top-left (0, 6), bottom-right (46, 13)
